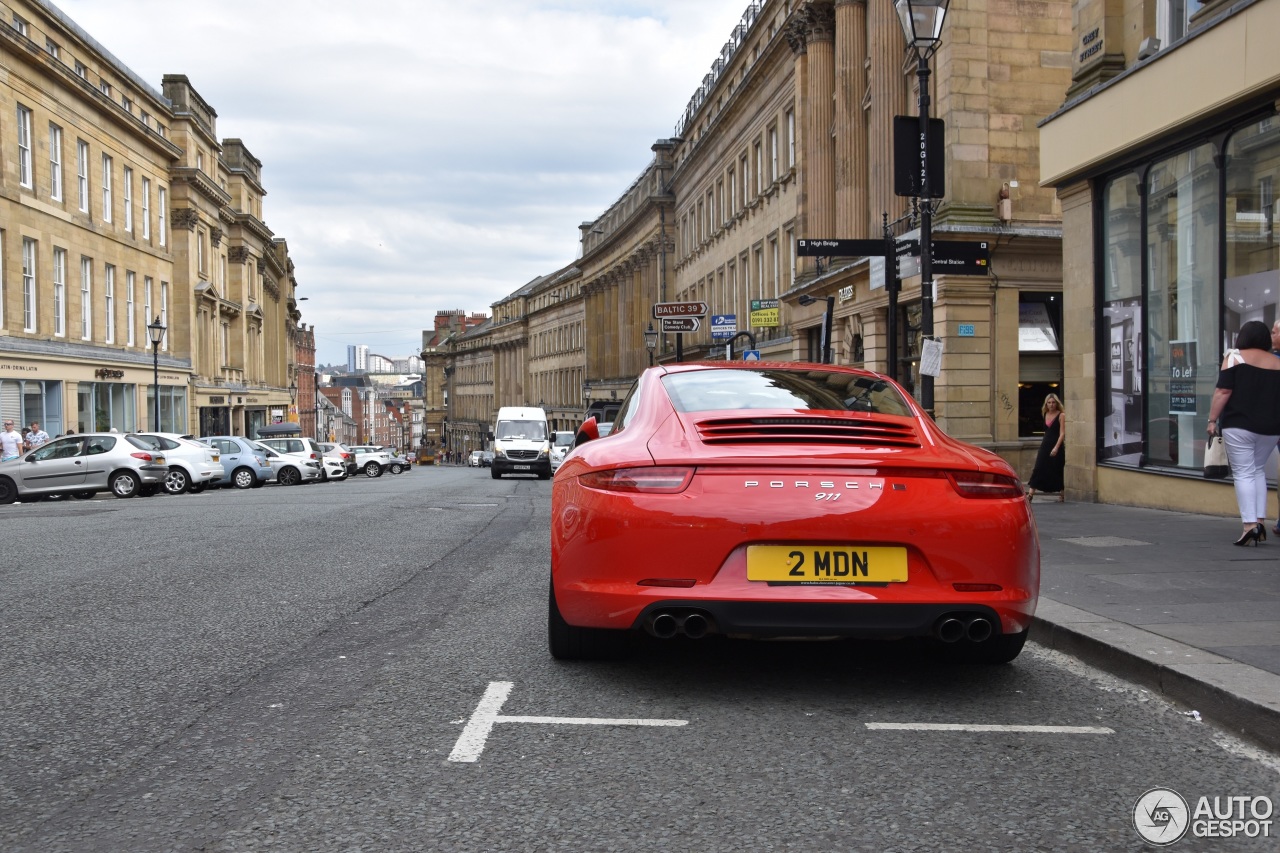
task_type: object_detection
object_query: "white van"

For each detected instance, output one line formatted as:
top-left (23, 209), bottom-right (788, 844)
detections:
top-left (491, 406), bottom-right (551, 479)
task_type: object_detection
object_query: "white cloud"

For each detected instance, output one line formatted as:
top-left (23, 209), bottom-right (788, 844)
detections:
top-left (55, 0), bottom-right (755, 364)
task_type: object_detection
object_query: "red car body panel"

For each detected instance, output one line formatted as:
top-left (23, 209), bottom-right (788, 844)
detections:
top-left (552, 363), bottom-right (1039, 641)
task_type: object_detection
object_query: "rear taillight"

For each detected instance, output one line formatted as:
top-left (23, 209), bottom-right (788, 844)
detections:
top-left (130, 452), bottom-right (155, 462)
top-left (947, 471), bottom-right (1024, 498)
top-left (579, 467), bottom-right (694, 494)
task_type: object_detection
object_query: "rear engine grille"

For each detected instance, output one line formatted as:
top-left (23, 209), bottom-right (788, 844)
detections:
top-left (506, 449), bottom-right (539, 461)
top-left (697, 416), bottom-right (920, 448)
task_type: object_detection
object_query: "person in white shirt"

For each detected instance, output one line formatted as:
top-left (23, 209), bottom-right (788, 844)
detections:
top-left (26, 421), bottom-right (50, 448)
top-left (0, 420), bottom-right (24, 461)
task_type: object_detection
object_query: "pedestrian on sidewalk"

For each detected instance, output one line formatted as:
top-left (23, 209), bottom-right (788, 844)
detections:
top-left (26, 421), bottom-right (49, 448)
top-left (1207, 319), bottom-right (1280, 546)
top-left (1026, 393), bottom-right (1066, 502)
top-left (0, 420), bottom-right (23, 461)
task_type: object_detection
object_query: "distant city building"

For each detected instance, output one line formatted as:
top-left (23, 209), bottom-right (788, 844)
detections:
top-left (347, 344), bottom-right (369, 372)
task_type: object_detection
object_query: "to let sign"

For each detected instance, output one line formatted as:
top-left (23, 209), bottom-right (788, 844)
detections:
top-left (653, 301), bottom-right (709, 319)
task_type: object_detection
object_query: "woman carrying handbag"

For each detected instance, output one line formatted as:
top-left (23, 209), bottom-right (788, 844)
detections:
top-left (1206, 320), bottom-right (1280, 546)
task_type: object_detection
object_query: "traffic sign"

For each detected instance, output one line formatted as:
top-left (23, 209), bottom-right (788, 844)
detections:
top-left (661, 316), bottom-right (701, 333)
top-left (742, 350), bottom-right (761, 361)
top-left (797, 238), bottom-right (887, 257)
top-left (711, 314), bottom-right (737, 340)
top-left (895, 240), bottom-right (989, 278)
top-left (653, 301), bottom-right (709, 319)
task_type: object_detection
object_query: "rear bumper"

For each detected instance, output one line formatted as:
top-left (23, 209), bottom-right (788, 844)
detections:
top-left (493, 457), bottom-right (551, 476)
top-left (633, 600), bottom-right (1008, 639)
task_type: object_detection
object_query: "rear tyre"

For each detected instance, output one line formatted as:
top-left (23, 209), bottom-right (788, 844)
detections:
top-left (364, 462), bottom-right (382, 478)
top-left (110, 470), bottom-right (141, 499)
top-left (231, 467), bottom-right (256, 490)
top-left (0, 476), bottom-right (16, 505)
top-left (164, 467), bottom-right (191, 495)
top-left (389, 463), bottom-right (404, 474)
top-left (138, 485), bottom-right (160, 497)
top-left (491, 468), bottom-right (501, 480)
top-left (278, 466), bottom-right (302, 486)
top-left (941, 627), bottom-right (1028, 665)
top-left (548, 580), bottom-right (629, 660)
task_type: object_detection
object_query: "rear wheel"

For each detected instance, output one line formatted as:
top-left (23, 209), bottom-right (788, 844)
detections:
top-left (389, 463), bottom-right (404, 474)
top-left (110, 470), bottom-right (141, 499)
top-left (164, 467), bottom-right (191, 495)
top-left (364, 461), bottom-right (382, 478)
top-left (491, 468), bottom-right (501, 480)
top-left (231, 467), bottom-right (256, 490)
top-left (278, 466), bottom-right (302, 486)
top-left (0, 476), bottom-right (15, 505)
top-left (548, 580), bottom-right (629, 660)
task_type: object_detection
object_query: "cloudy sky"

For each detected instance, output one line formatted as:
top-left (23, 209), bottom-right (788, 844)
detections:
top-left (57, 0), bottom-right (754, 367)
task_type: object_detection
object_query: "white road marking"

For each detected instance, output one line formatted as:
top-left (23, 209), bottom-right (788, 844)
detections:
top-left (866, 722), bottom-right (1114, 734)
top-left (448, 681), bottom-right (688, 763)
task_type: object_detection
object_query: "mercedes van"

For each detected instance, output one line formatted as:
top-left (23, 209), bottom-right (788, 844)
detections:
top-left (491, 406), bottom-right (551, 479)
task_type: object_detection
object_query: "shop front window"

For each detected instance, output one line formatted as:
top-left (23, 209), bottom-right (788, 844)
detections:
top-left (0, 380), bottom-right (64, 435)
top-left (1018, 293), bottom-right (1063, 437)
top-left (146, 386), bottom-right (187, 433)
top-left (1145, 142), bottom-right (1219, 471)
top-left (1101, 174), bottom-right (1144, 462)
top-left (1224, 117), bottom-right (1280, 342)
top-left (77, 382), bottom-right (136, 433)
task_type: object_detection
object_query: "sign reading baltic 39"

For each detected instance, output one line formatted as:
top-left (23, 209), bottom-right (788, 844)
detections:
top-left (653, 301), bottom-right (709, 319)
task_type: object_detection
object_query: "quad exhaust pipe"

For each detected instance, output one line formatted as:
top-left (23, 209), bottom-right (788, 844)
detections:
top-left (934, 615), bottom-right (995, 643)
top-left (645, 610), bottom-right (713, 639)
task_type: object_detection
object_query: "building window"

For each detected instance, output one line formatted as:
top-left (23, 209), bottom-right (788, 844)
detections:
top-left (104, 265), bottom-right (115, 344)
top-left (101, 153), bottom-right (113, 223)
top-left (754, 142), bottom-right (763, 196)
top-left (11, 14), bottom-right (28, 36)
top-left (48, 124), bottom-right (62, 200)
top-left (786, 109), bottom-right (796, 168)
top-left (126, 271), bottom-right (135, 346)
top-left (160, 282), bottom-right (168, 350)
top-left (144, 277), bottom-right (153, 332)
top-left (21, 238), bottom-right (36, 332)
top-left (53, 248), bottom-right (66, 337)
top-left (121, 96), bottom-right (132, 114)
top-left (76, 140), bottom-right (89, 212)
top-left (77, 382), bottom-right (135, 434)
top-left (141, 177), bottom-right (150, 239)
top-left (99, 79), bottom-right (111, 97)
top-left (2, 380), bottom-right (64, 436)
top-left (16, 106), bottom-right (33, 188)
top-left (221, 323), bottom-right (229, 365)
top-left (122, 167), bottom-right (133, 233)
top-left (45, 38), bottom-right (59, 58)
top-left (80, 257), bottom-right (92, 340)
top-left (1018, 293), bottom-right (1064, 437)
top-left (769, 125), bottom-right (779, 183)
top-left (158, 187), bottom-right (167, 246)
top-left (146, 386), bottom-right (187, 434)
top-left (197, 229), bottom-right (206, 274)
top-left (739, 154), bottom-right (748, 205)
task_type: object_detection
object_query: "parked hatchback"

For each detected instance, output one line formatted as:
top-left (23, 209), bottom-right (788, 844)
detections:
top-left (134, 432), bottom-right (225, 494)
top-left (318, 442), bottom-right (358, 477)
top-left (198, 437), bottom-right (273, 489)
top-left (0, 432), bottom-right (168, 502)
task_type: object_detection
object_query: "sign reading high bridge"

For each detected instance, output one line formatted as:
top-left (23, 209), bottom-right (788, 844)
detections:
top-left (653, 301), bottom-right (709, 319)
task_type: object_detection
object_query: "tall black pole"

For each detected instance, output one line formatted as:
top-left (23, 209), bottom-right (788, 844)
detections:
top-left (917, 52), bottom-right (935, 416)
top-left (152, 342), bottom-right (160, 431)
top-left (885, 212), bottom-right (900, 382)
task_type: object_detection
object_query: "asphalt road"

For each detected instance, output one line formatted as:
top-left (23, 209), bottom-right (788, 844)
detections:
top-left (2, 467), bottom-right (1277, 852)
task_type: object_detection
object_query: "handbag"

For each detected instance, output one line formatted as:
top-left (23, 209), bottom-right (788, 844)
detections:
top-left (1204, 433), bottom-right (1230, 479)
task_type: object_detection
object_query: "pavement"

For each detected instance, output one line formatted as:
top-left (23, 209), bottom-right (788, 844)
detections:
top-left (1028, 497), bottom-right (1280, 753)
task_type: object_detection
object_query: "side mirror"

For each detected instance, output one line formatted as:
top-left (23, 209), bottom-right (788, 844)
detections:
top-left (575, 417), bottom-right (600, 448)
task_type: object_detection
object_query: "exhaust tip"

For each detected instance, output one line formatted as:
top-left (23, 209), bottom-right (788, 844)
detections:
top-left (965, 617), bottom-right (993, 643)
top-left (936, 617), bottom-right (965, 643)
top-left (649, 613), bottom-right (678, 639)
top-left (682, 613), bottom-right (709, 639)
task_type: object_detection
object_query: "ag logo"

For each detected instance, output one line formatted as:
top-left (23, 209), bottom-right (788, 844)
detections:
top-left (1134, 787), bottom-right (1190, 845)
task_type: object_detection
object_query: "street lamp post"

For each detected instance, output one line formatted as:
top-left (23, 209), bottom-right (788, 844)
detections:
top-left (146, 316), bottom-right (166, 431)
top-left (896, 0), bottom-right (949, 416)
top-left (644, 323), bottom-right (658, 367)
top-left (288, 380), bottom-right (297, 425)
top-left (798, 295), bottom-right (836, 364)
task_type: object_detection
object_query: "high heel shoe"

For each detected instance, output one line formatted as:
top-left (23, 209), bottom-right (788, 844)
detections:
top-left (1234, 527), bottom-right (1261, 547)
top-left (1256, 523), bottom-right (1268, 542)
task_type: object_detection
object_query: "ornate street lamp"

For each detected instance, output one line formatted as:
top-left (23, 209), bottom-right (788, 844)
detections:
top-left (644, 322), bottom-right (658, 366)
top-left (146, 316), bottom-right (166, 431)
top-left (288, 380), bottom-right (297, 425)
top-left (896, 0), bottom-right (949, 416)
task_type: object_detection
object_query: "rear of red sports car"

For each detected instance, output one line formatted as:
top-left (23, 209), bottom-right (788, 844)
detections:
top-left (550, 363), bottom-right (1039, 663)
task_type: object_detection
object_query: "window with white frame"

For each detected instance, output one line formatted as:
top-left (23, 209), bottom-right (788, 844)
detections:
top-left (21, 238), bottom-right (36, 332)
top-left (48, 124), bottom-right (62, 200)
top-left (74, 61), bottom-right (86, 79)
top-left (76, 140), bottom-right (89, 212)
top-left (99, 80), bottom-right (110, 97)
top-left (769, 126), bottom-right (778, 183)
top-left (197, 229), bottom-right (206, 274)
top-left (53, 248), bottom-right (66, 337)
top-left (104, 265), bottom-right (115, 344)
top-left (126, 271), bottom-right (135, 346)
top-left (17, 106), bottom-right (33, 188)
top-left (101, 154), bottom-right (113, 222)
top-left (221, 323), bottom-right (229, 365)
top-left (80, 257), bottom-right (92, 340)
top-left (160, 282), bottom-right (168, 350)
top-left (45, 38), bottom-right (59, 58)
top-left (739, 154), bottom-right (748, 206)
top-left (141, 177), bottom-right (150, 239)
top-left (728, 167), bottom-right (736, 212)
top-left (158, 187), bottom-right (166, 246)
top-left (122, 167), bottom-right (132, 233)
top-left (143, 277), bottom-right (152, 332)
top-left (11, 14), bottom-right (28, 36)
top-left (754, 142), bottom-right (763, 196)
top-left (786, 109), bottom-right (795, 168)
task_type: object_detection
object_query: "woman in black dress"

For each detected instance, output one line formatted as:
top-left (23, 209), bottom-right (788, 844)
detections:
top-left (1027, 394), bottom-right (1065, 502)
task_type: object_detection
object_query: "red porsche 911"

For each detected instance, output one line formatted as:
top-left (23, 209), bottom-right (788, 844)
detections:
top-left (550, 362), bottom-right (1039, 663)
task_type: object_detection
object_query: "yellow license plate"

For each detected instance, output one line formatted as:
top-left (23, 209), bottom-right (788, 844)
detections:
top-left (747, 545), bottom-right (908, 583)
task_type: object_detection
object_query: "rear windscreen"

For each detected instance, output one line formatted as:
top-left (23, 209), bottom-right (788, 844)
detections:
top-left (661, 368), bottom-right (912, 417)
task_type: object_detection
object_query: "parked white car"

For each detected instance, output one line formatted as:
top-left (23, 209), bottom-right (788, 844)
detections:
top-left (549, 430), bottom-right (575, 472)
top-left (251, 441), bottom-right (322, 486)
top-left (134, 433), bottom-right (225, 494)
top-left (318, 455), bottom-right (348, 481)
top-left (347, 445), bottom-right (393, 478)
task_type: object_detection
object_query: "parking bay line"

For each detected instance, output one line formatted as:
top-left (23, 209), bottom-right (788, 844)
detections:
top-left (449, 681), bottom-right (688, 763)
top-left (866, 722), bottom-right (1114, 734)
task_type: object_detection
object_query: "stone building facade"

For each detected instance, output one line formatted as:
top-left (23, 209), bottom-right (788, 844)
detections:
top-left (0, 0), bottom-right (303, 437)
top-left (1041, 0), bottom-right (1280, 511)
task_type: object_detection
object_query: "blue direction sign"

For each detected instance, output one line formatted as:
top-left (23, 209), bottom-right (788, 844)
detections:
top-left (711, 314), bottom-right (737, 340)
top-left (742, 350), bottom-right (761, 361)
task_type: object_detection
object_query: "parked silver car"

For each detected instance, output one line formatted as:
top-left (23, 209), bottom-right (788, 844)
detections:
top-left (0, 432), bottom-right (168, 502)
top-left (134, 432), bottom-right (225, 494)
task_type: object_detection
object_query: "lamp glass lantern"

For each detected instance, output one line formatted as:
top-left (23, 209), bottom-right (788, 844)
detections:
top-left (895, 0), bottom-right (949, 55)
top-left (643, 322), bottom-right (658, 366)
top-left (146, 316), bottom-right (166, 347)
